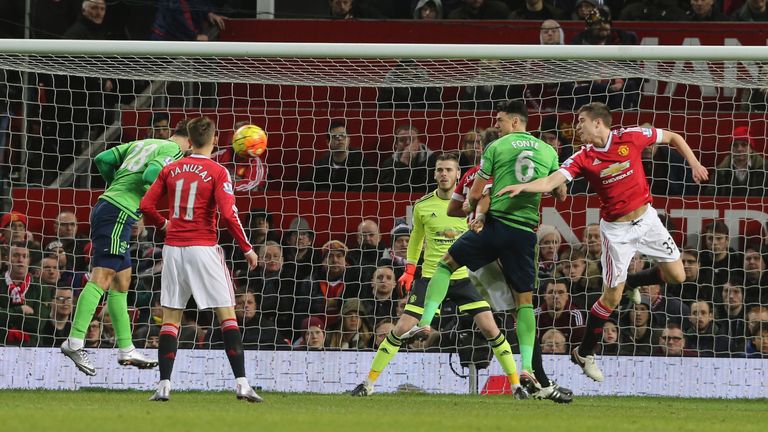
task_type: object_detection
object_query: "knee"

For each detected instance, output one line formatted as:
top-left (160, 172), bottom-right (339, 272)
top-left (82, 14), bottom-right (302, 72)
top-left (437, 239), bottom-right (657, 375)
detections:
top-left (442, 254), bottom-right (460, 271)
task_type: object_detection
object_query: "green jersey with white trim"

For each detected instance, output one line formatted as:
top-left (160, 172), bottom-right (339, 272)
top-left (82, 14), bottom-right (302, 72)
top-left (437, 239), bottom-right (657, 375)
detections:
top-left (478, 131), bottom-right (559, 232)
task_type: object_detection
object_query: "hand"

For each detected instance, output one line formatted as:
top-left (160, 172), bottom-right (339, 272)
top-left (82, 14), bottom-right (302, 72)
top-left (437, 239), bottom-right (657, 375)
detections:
top-left (245, 250), bottom-right (259, 270)
top-left (397, 263), bottom-right (416, 297)
top-left (461, 199), bottom-right (472, 215)
top-left (691, 163), bottom-right (709, 184)
top-left (495, 184), bottom-right (524, 198)
top-left (208, 12), bottom-right (226, 29)
top-left (470, 214), bottom-right (485, 233)
top-left (21, 305), bottom-right (34, 315)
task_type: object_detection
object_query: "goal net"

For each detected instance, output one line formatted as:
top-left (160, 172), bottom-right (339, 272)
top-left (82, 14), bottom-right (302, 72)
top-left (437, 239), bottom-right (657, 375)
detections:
top-left (0, 40), bottom-right (767, 396)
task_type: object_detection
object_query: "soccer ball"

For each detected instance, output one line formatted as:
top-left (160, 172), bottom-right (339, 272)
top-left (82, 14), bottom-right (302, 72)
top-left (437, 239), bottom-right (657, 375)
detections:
top-left (232, 124), bottom-right (268, 158)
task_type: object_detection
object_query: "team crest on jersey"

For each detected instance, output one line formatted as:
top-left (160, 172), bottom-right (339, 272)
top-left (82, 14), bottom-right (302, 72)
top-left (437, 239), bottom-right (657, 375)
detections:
top-left (618, 145), bottom-right (629, 156)
top-left (600, 161), bottom-right (630, 177)
top-left (223, 182), bottom-right (234, 194)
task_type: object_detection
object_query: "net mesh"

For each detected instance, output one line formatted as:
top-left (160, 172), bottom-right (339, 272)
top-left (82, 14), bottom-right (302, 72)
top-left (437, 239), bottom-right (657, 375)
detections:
top-left (0, 47), bottom-right (767, 392)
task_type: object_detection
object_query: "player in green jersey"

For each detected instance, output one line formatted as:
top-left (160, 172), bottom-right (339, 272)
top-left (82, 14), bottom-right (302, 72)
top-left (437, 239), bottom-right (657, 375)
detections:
top-left (404, 101), bottom-right (564, 381)
top-left (350, 153), bottom-right (527, 399)
top-left (61, 120), bottom-right (192, 376)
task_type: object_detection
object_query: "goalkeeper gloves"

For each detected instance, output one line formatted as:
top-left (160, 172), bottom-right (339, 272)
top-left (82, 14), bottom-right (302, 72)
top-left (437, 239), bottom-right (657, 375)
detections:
top-left (397, 263), bottom-right (416, 297)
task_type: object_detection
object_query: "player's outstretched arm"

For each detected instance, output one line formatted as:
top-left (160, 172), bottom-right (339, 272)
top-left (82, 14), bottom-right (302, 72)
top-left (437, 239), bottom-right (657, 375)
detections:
top-left (550, 183), bottom-right (568, 202)
top-left (496, 171), bottom-right (568, 198)
top-left (661, 130), bottom-right (709, 184)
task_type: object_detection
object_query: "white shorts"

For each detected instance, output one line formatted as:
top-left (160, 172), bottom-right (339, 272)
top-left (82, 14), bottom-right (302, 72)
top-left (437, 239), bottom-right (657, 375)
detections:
top-left (600, 205), bottom-right (681, 288)
top-left (469, 260), bottom-right (516, 311)
top-left (161, 245), bottom-right (236, 310)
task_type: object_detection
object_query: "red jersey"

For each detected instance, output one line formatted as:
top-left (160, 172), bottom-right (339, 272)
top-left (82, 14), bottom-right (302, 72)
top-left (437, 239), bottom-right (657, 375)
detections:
top-left (452, 165), bottom-right (492, 222)
top-left (211, 148), bottom-right (266, 192)
top-left (140, 154), bottom-right (252, 253)
top-left (559, 127), bottom-right (662, 221)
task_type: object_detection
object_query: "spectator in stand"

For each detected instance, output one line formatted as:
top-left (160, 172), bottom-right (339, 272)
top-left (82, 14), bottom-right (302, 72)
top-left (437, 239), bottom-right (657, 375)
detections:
top-left (293, 316), bottom-right (326, 350)
top-left (540, 328), bottom-right (568, 354)
top-left (382, 221), bottom-right (410, 277)
top-left (348, 219), bottom-right (385, 284)
top-left (247, 209), bottom-right (280, 246)
top-left (716, 276), bottom-right (748, 354)
top-left (665, 249), bottom-right (714, 303)
top-left (326, 298), bottom-right (374, 349)
top-left (571, 0), bottom-right (597, 20)
top-left (743, 244), bottom-right (768, 305)
top-left (537, 225), bottom-right (562, 277)
top-left (85, 317), bottom-right (102, 348)
top-left (640, 123), bottom-right (696, 196)
top-left (282, 217), bottom-right (319, 282)
top-left (539, 19), bottom-right (564, 45)
top-left (99, 309), bottom-right (116, 347)
top-left (557, 247), bottom-right (602, 310)
top-left (448, 0), bottom-right (511, 18)
top-left (573, 6), bottom-right (637, 45)
top-left (327, 0), bottom-right (385, 19)
top-left (45, 210), bottom-right (90, 272)
top-left (619, 0), bottom-right (687, 20)
top-left (128, 217), bottom-right (156, 276)
top-left (458, 129), bottom-right (484, 172)
top-left (618, 296), bottom-right (654, 356)
top-left (699, 221), bottom-right (743, 287)
top-left (309, 120), bottom-right (370, 192)
top-left (744, 322), bottom-right (768, 358)
top-left (360, 264), bottom-right (399, 323)
top-left (30, 0), bottom-right (81, 39)
top-left (414, 0), bottom-right (444, 18)
top-left (638, 283), bottom-right (690, 328)
top-left (536, 279), bottom-right (585, 346)
top-left (686, 0), bottom-right (731, 20)
top-left (598, 319), bottom-right (620, 355)
top-left (745, 305), bottom-right (768, 350)
top-left (64, 0), bottom-right (109, 39)
top-left (374, 318), bottom-right (396, 348)
top-left (147, 112), bottom-right (171, 139)
top-left (212, 121), bottom-right (268, 192)
top-left (704, 126), bottom-right (768, 197)
top-left (732, 0), bottom-right (768, 20)
top-left (0, 242), bottom-right (53, 346)
top-left (684, 300), bottom-right (729, 357)
top-left (209, 291), bottom-right (289, 350)
top-left (41, 286), bottom-right (75, 347)
top-left (510, 0), bottom-right (566, 19)
top-left (538, 115), bottom-right (573, 164)
top-left (305, 240), bottom-right (361, 328)
top-left (655, 324), bottom-right (696, 356)
top-left (1, 212), bottom-right (29, 244)
top-left (38, 255), bottom-right (61, 289)
top-left (150, 0), bottom-right (226, 41)
top-left (378, 124), bottom-right (438, 192)
top-left (579, 223), bottom-right (603, 287)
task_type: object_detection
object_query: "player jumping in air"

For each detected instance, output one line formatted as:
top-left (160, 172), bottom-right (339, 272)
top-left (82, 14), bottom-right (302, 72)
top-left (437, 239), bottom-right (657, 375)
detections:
top-left (497, 102), bottom-right (709, 381)
top-left (406, 100), bottom-right (565, 384)
top-left (61, 120), bottom-right (192, 376)
top-left (140, 117), bottom-right (262, 402)
top-left (350, 153), bottom-right (527, 399)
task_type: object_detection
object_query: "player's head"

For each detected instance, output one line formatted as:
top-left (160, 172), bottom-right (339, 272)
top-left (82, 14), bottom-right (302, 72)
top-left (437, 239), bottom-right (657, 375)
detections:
top-left (187, 116), bottom-right (216, 151)
top-left (576, 102), bottom-right (612, 145)
top-left (434, 153), bottom-right (460, 192)
top-left (169, 119), bottom-right (192, 151)
top-left (494, 100), bottom-right (528, 136)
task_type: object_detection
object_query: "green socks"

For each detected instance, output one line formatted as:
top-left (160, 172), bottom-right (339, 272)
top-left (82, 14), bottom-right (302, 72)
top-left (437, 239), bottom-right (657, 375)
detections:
top-left (69, 281), bottom-right (105, 340)
top-left (367, 331), bottom-right (403, 385)
top-left (488, 332), bottom-right (520, 385)
top-left (516, 304), bottom-right (536, 372)
top-left (107, 289), bottom-right (133, 349)
top-left (418, 261), bottom-right (453, 327)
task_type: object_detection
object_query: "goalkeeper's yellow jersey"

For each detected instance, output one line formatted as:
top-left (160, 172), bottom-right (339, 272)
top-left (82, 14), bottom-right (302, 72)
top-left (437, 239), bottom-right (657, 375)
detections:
top-left (407, 190), bottom-right (469, 280)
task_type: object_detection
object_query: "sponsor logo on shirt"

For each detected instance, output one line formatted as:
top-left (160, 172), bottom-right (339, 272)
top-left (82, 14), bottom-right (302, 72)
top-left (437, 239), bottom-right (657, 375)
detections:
top-left (600, 161), bottom-right (631, 178)
top-left (618, 145), bottom-right (629, 157)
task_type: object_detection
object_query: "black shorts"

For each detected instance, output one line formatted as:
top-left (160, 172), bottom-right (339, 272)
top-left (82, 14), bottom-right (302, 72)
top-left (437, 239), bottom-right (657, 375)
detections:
top-left (90, 199), bottom-right (137, 272)
top-left (404, 277), bottom-right (491, 320)
top-left (448, 214), bottom-right (538, 293)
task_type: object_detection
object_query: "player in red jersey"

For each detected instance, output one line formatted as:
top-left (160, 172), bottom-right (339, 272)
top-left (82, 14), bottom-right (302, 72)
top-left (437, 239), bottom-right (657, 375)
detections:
top-left (139, 117), bottom-right (262, 402)
top-left (211, 121), bottom-right (267, 192)
top-left (497, 102), bottom-right (709, 382)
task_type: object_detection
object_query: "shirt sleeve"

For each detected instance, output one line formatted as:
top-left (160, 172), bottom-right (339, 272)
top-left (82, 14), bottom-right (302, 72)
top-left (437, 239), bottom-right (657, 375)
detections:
top-left (93, 147), bottom-right (122, 185)
top-left (628, 127), bottom-right (662, 150)
top-left (139, 167), bottom-right (168, 228)
top-left (558, 148), bottom-right (585, 182)
top-left (234, 156), bottom-right (267, 192)
top-left (478, 144), bottom-right (494, 180)
top-left (452, 171), bottom-right (469, 202)
top-left (406, 203), bottom-right (425, 265)
top-left (214, 168), bottom-right (252, 254)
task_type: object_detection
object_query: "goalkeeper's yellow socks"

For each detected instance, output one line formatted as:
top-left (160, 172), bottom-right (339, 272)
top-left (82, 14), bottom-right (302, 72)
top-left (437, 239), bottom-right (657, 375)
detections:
top-left (366, 331), bottom-right (403, 386)
top-left (516, 304), bottom-right (536, 372)
top-left (488, 332), bottom-right (520, 386)
top-left (107, 289), bottom-right (133, 350)
top-left (68, 281), bottom-right (105, 349)
top-left (418, 261), bottom-right (453, 327)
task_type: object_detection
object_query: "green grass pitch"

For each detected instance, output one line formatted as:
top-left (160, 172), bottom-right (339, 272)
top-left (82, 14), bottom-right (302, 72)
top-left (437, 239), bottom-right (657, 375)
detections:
top-left (1, 390), bottom-right (765, 432)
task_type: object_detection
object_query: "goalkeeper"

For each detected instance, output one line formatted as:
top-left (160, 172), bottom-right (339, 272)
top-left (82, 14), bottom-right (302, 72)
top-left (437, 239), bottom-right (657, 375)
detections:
top-left (61, 120), bottom-right (192, 376)
top-left (350, 153), bottom-right (526, 399)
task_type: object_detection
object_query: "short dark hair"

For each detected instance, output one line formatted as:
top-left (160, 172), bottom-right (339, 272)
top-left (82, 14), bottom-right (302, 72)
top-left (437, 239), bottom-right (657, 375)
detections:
top-left (150, 112), bottom-right (169, 126)
top-left (725, 271), bottom-right (745, 289)
top-left (436, 152), bottom-right (459, 164)
top-left (681, 248), bottom-right (699, 261)
top-left (495, 100), bottom-right (528, 123)
top-left (578, 102), bottom-right (612, 127)
top-left (702, 220), bottom-right (729, 236)
top-left (187, 117), bottom-right (216, 149)
top-left (691, 299), bottom-right (713, 314)
top-left (328, 119), bottom-right (346, 138)
top-left (173, 119), bottom-right (190, 137)
top-left (482, 127), bottom-right (500, 148)
top-left (540, 278), bottom-right (568, 291)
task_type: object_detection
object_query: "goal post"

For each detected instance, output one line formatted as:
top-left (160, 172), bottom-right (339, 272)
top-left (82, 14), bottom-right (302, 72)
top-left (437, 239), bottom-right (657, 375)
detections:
top-left (0, 39), bottom-right (767, 397)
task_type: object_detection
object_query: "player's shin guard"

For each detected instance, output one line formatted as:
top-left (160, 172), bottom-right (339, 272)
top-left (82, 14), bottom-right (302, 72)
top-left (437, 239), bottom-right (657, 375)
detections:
top-left (158, 323), bottom-right (180, 381)
top-left (221, 318), bottom-right (246, 379)
top-left (107, 289), bottom-right (133, 349)
top-left (531, 336), bottom-right (552, 388)
top-left (488, 332), bottom-right (519, 386)
top-left (367, 331), bottom-right (403, 384)
top-left (578, 299), bottom-right (613, 357)
top-left (625, 266), bottom-right (664, 288)
top-left (69, 281), bottom-right (105, 342)
top-left (516, 304), bottom-right (536, 372)
top-left (418, 261), bottom-right (453, 327)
